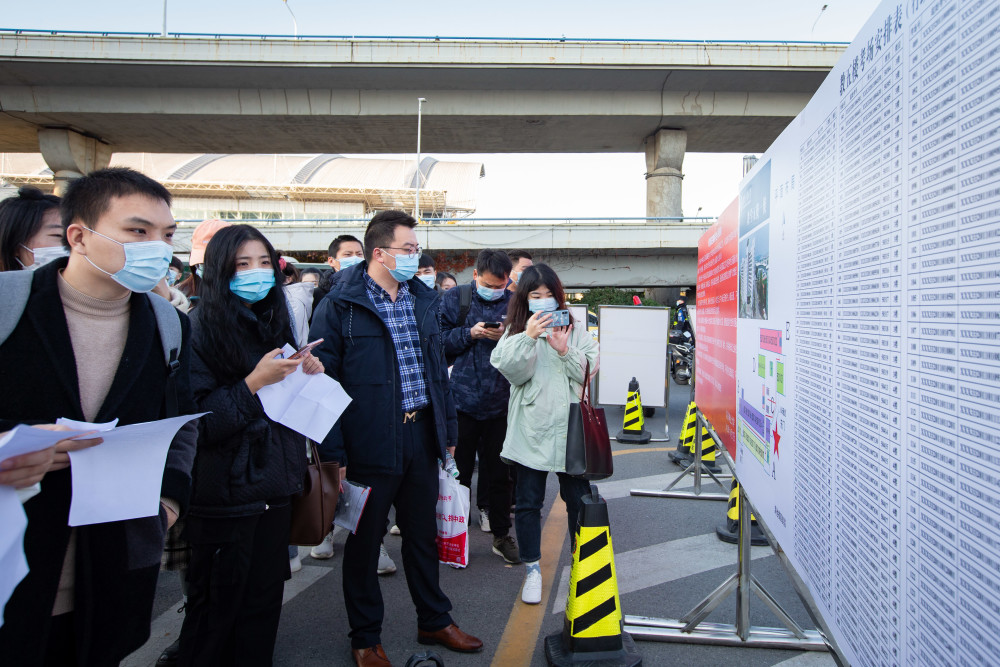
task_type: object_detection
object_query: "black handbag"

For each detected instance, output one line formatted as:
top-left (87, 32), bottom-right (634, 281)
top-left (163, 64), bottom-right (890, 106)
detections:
top-left (289, 442), bottom-right (341, 546)
top-left (565, 360), bottom-right (613, 480)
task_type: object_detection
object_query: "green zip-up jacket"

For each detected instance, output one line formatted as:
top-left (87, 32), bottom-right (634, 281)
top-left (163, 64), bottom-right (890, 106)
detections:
top-left (490, 323), bottom-right (599, 472)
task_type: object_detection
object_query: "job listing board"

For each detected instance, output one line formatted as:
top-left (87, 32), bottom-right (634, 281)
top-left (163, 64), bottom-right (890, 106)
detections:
top-left (729, 1), bottom-right (1000, 665)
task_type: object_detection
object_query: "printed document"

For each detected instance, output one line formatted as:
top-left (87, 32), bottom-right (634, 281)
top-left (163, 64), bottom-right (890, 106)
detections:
top-left (67, 413), bottom-right (205, 526)
top-left (258, 344), bottom-right (352, 442)
top-left (333, 480), bottom-right (370, 534)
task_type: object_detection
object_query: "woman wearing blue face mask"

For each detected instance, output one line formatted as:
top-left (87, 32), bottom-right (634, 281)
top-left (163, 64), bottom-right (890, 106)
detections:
top-left (178, 224), bottom-right (325, 666)
top-left (0, 185), bottom-right (65, 272)
top-left (490, 263), bottom-right (599, 605)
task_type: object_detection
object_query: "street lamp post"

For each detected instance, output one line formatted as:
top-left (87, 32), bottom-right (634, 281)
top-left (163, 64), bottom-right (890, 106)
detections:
top-left (415, 97), bottom-right (427, 220)
top-left (162, 0), bottom-right (167, 36)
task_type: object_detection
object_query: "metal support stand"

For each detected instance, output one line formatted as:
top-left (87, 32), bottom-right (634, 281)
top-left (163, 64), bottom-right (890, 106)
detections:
top-left (624, 414), bottom-right (831, 654)
top-left (630, 411), bottom-right (730, 501)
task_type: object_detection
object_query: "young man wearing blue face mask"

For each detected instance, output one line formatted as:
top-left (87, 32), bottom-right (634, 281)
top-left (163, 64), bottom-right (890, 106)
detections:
top-left (440, 249), bottom-right (520, 564)
top-left (416, 254), bottom-right (437, 289)
top-left (0, 168), bottom-right (198, 665)
top-left (310, 210), bottom-right (482, 665)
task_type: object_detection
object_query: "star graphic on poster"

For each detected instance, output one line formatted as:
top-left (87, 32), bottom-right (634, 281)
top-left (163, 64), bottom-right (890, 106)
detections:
top-left (773, 423), bottom-right (781, 457)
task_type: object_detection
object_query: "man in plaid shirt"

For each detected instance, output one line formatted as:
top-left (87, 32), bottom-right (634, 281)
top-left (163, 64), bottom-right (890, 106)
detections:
top-left (311, 211), bottom-right (483, 667)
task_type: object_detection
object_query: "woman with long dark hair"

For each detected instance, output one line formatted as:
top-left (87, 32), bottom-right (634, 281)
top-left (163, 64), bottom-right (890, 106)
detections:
top-left (0, 185), bottom-right (64, 271)
top-left (178, 224), bottom-right (323, 666)
top-left (490, 264), bottom-right (598, 605)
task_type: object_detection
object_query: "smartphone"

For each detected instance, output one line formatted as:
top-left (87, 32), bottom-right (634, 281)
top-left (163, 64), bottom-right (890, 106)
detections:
top-left (483, 322), bottom-right (503, 329)
top-left (288, 338), bottom-right (324, 360)
top-left (545, 310), bottom-right (570, 327)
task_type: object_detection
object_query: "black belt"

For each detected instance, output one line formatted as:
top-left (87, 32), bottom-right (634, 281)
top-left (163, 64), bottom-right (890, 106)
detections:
top-left (403, 408), bottom-right (430, 424)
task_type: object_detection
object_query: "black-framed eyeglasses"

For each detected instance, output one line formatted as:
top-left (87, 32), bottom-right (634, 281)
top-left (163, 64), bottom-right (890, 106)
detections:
top-left (379, 246), bottom-right (423, 259)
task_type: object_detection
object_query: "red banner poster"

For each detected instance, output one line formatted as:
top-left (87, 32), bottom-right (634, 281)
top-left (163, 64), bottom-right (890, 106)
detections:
top-left (695, 198), bottom-right (739, 458)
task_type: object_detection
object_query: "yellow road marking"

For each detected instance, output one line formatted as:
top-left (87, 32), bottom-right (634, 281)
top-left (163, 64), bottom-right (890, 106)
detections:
top-left (491, 447), bottom-right (669, 665)
top-left (491, 494), bottom-right (567, 667)
top-left (613, 446), bottom-right (672, 456)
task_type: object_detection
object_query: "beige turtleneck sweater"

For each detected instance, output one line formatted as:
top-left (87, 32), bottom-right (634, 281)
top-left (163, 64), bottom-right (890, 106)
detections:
top-left (52, 273), bottom-right (130, 615)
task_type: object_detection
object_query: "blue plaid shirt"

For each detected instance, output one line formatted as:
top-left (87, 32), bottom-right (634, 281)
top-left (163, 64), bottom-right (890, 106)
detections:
top-left (363, 272), bottom-right (430, 411)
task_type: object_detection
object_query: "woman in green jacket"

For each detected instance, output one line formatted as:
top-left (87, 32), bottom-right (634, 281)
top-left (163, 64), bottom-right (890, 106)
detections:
top-left (490, 264), bottom-right (599, 605)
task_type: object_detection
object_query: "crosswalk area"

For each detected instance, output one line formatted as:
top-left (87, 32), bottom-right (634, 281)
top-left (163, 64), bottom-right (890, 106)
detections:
top-left (126, 404), bottom-right (836, 666)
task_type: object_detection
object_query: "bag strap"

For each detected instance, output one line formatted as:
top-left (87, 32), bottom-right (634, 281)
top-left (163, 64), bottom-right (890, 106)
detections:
top-left (457, 283), bottom-right (472, 326)
top-left (0, 270), bottom-right (34, 347)
top-left (148, 292), bottom-right (183, 418)
top-left (581, 359), bottom-right (591, 404)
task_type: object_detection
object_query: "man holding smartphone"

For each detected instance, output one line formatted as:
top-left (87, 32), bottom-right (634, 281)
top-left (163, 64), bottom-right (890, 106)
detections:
top-left (440, 249), bottom-right (520, 565)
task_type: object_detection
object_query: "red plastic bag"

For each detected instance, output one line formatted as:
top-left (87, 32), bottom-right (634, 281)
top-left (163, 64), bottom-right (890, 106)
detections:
top-left (435, 469), bottom-right (470, 568)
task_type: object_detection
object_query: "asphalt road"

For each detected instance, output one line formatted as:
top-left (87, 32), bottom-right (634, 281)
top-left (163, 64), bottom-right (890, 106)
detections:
top-left (126, 383), bottom-right (837, 667)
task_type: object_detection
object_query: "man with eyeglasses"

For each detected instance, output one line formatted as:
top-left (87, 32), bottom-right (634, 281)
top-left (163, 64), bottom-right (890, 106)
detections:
top-left (311, 210), bottom-right (482, 666)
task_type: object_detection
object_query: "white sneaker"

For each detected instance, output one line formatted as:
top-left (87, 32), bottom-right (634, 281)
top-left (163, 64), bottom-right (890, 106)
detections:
top-left (521, 563), bottom-right (542, 604)
top-left (377, 543), bottom-right (397, 575)
top-left (479, 508), bottom-right (491, 533)
top-left (309, 530), bottom-right (335, 559)
top-left (289, 553), bottom-right (302, 573)
top-left (389, 524), bottom-right (401, 536)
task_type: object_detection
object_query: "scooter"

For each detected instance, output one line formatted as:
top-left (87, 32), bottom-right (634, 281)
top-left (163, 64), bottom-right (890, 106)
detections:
top-left (669, 329), bottom-right (694, 385)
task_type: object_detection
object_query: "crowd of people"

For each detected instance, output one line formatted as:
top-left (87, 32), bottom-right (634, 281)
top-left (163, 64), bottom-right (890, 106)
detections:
top-left (0, 171), bottom-right (600, 667)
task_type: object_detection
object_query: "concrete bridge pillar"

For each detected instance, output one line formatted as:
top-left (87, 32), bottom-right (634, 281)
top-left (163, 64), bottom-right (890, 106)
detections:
top-left (38, 129), bottom-right (112, 196)
top-left (644, 129), bottom-right (686, 219)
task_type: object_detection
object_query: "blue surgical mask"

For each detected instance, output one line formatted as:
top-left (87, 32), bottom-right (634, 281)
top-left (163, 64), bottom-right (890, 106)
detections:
top-left (84, 228), bottom-right (173, 293)
top-left (512, 271), bottom-right (521, 284)
top-left (477, 283), bottom-right (505, 301)
top-left (167, 269), bottom-right (181, 286)
top-left (384, 251), bottom-right (419, 283)
top-left (19, 244), bottom-right (69, 270)
top-left (418, 273), bottom-right (437, 288)
top-left (338, 256), bottom-right (363, 270)
top-left (528, 297), bottom-right (558, 313)
top-left (230, 268), bottom-right (275, 303)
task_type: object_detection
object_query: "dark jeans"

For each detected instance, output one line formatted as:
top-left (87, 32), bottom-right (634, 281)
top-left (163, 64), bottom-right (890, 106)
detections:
top-left (513, 463), bottom-right (592, 563)
top-left (178, 501), bottom-right (292, 667)
top-left (455, 412), bottom-right (512, 537)
top-left (342, 417), bottom-right (453, 649)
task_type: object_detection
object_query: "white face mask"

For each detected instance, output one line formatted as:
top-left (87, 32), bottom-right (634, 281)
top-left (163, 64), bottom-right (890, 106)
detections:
top-left (19, 244), bottom-right (69, 270)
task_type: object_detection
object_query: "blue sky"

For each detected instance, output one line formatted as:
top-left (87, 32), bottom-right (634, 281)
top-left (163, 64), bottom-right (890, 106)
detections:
top-left (1, 1), bottom-right (876, 218)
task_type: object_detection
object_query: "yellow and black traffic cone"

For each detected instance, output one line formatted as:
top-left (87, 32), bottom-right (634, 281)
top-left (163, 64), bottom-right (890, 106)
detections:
top-left (669, 403), bottom-right (721, 474)
top-left (615, 377), bottom-right (651, 444)
top-left (668, 402), bottom-right (697, 466)
top-left (544, 485), bottom-right (642, 667)
top-left (715, 479), bottom-right (768, 546)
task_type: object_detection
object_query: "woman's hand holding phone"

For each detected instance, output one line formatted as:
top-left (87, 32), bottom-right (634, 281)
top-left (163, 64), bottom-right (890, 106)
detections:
top-left (246, 349), bottom-right (303, 394)
top-left (526, 311), bottom-right (553, 339)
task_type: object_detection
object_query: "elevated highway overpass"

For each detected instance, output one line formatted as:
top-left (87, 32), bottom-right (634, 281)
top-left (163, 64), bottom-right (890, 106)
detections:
top-left (173, 217), bottom-right (711, 288)
top-left (0, 32), bottom-right (844, 216)
top-left (0, 32), bottom-right (845, 155)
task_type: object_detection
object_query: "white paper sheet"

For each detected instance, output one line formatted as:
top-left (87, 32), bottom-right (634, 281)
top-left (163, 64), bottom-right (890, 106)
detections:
top-left (0, 424), bottom-right (91, 462)
top-left (55, 417), bottom-right (118, 432)
top-left (67, 413), bottom-right (205, 527)
top-left (0, 485), bottom-right (28, 629)
top-left (257, 345), bottom-right (352, 442)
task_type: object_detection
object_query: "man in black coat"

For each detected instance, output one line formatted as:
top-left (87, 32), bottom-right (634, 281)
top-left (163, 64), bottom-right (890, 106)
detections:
top-left (0, 168), bottom-right (197, 666)
top-left (310, 211), bottom-right (482, 667)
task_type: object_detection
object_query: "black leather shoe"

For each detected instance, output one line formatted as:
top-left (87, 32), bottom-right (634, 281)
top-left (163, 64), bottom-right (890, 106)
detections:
top-left (155, 638), bottom-right (181, 666)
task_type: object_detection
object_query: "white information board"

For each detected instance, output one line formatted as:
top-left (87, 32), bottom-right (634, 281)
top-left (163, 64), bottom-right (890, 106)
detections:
top-left (733, 1), bottom-right (1000, 664)
top-left (595, 306), bottom-right (670, 407)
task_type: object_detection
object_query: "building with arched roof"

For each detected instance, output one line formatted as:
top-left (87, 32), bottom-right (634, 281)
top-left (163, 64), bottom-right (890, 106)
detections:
top-left (0, 152), bottom-right (485, 220)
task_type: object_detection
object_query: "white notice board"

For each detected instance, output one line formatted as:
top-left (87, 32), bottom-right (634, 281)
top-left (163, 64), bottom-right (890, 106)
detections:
top-left (568, 304), bottom-right (588, 329)
top-left (595, 306), bottom-right (669, 407)
top-left (730, 1), bottom-right (1000, 664)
